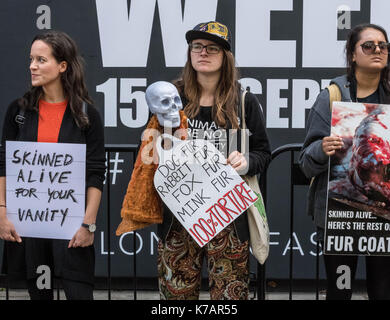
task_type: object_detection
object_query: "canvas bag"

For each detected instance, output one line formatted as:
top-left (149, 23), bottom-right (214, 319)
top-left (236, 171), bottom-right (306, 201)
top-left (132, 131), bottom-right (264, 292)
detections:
top-left (240, 90), bottom-right (269, 265)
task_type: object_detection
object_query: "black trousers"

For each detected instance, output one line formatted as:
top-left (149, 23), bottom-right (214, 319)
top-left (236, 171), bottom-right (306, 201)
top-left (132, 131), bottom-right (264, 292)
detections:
top-left (27, 278), bottom-right (94, 300)
top-left (323, 253), bottom-right (390, 300)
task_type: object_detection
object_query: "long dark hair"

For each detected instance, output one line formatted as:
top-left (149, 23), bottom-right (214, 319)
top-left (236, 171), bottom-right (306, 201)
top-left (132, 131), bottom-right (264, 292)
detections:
top-left (346, 23), bottom-right (390, 93)
top-left (19, 30), bottom-right (92, 128)
top-left (174, 46), bottom-right (240, 129)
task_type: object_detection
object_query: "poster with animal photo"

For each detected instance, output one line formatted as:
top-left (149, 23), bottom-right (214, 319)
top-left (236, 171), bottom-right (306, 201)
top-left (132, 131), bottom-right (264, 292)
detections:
top-left (325, 102), bottom-right (390, 256)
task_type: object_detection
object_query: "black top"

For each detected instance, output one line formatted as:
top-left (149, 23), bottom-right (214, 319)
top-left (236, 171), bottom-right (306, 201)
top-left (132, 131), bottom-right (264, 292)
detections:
top-left (357, 89), bottom-right (380, 103)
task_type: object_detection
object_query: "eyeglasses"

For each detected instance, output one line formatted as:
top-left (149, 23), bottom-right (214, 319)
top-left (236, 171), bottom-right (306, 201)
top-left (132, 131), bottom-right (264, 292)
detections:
top-left (360, 41), bottom-right (390, 55)
top-left (190, 43), bottom-right (221, 54)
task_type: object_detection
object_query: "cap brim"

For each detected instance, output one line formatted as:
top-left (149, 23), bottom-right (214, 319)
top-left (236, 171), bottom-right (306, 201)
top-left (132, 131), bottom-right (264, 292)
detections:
top-left (185, 30), bottom-right (230, 51)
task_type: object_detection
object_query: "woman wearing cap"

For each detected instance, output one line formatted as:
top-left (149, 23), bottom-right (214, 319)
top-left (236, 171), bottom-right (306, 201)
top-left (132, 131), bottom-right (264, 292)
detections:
top-left (0, 30), bottom-right (105, 300)
top-left (300, 23), bottom-right (390, 299)
top-left (157, 21), bottom-right (271, 300)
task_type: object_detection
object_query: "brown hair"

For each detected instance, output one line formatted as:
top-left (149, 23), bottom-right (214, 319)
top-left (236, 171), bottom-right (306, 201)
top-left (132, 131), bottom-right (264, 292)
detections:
top-left (20, 30), bottom-right (92, 128)
top-left (174, 47), bottom-right (240, 129)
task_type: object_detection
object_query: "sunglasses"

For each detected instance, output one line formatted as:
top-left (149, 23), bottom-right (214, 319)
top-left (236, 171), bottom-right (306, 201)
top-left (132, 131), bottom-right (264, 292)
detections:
top-left (360, 41), bottom-right (390, 55)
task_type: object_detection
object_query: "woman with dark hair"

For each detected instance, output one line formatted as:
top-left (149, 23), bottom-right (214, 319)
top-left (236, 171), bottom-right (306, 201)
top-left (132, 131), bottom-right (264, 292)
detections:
top-left (300, 23), bottom-right (390, 300)
top-left (157, 21), bottom-right (271, 300)
top-left (0, 30), bottom-right (105, 300)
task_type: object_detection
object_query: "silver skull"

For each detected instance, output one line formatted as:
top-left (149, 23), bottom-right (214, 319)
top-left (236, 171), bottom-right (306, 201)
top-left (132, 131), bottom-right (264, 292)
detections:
top-left (145, 81), bottom-right (183, 128)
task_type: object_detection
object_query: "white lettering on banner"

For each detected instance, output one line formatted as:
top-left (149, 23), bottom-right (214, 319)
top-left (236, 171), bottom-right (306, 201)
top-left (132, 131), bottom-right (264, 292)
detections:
top-left (266, 79), bottom-right (289, 128)
top-left (95, 1), bottom-right (390, 68)
top-left (96, 77), bottom-right (341, 129)
top-left (96, 0), bottom-right (217, 67)
top-left (96, 0), bottom-right (155, 67)
top-left (302, 0), bottom-right (360, 67)
top-left (96, 78), bottom-right (148, 128)
top-left (309, 232), bottom-right (323, 256)
top-left (119, 232), bottom-right (143, 255)
top-left (100, 232), bottom-right (115, 255)
top-left (269, 232), bottom-right (280, 246)
top-left (158, 0), bottom-right (217, 67)
top-left (236, 0), bottom-right (296, 67)
top-left (371, 0), bottom-right (390, 36)
top-left (36, 5), bottom-right (51, 30)
top-left (104, 152), bottom-right (124, 185)
top-left (120, 78), bottom-right (148, 128)
top-left (96, 78), bottom-right (117, 127)
top-left (282, 232), bottom-right (304, 256)
top-left (292, 80), bottom-right (320, 128)
top-left (99, 231), bottom-right (160, 256)
top-left (98, 230), bottom-right (328, 257)
top-left (150, 232), bottom-right (159, 255)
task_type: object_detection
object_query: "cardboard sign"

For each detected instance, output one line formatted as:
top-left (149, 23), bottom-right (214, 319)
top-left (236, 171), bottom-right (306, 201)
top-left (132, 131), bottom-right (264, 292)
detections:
top-left (154, 134), bottom-right (258, 247)
top-left (6, 141), bottom-right (86, 240)
top-left (325, 102), bottom-right (390, 255)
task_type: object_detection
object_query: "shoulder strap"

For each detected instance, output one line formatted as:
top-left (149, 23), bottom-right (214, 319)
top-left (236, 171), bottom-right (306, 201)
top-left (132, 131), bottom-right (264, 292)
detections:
top-left (14, 106), bottom-right (26, 129)
top-left (327, 83), bottom-right (341, 110)
top-left (241, 90), bottom-right (247, 130)
top-left (240, 90), bottom-right (248, 153)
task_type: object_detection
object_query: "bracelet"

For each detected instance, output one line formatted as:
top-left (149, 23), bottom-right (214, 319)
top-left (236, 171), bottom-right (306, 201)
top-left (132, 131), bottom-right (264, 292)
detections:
top-left (0, 205), bottom-right (6, 207)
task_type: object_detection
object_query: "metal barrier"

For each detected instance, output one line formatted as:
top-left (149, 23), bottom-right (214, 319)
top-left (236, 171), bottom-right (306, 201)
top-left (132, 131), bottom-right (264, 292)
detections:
top-left (1, 142), bottom-right (321, 300)
top-left (269, 143), bottom-right (321, 300)
top-left (105, 144), bottom-right (139, 300)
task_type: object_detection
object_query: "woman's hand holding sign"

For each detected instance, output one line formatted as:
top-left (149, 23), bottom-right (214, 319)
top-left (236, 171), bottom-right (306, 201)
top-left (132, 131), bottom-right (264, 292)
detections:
top-left (322, 136), bottom-right (344, 156)
top-left (0, 177), bottom-right (21, 242)
top-left (227, 151), bottom-right (247, 174)
top-left (0, 208), bottom-right (22, 243)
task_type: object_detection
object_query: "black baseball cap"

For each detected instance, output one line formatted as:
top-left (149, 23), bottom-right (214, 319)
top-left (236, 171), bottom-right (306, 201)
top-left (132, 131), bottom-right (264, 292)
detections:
top-left (185, 21), bottom-right (231, 51)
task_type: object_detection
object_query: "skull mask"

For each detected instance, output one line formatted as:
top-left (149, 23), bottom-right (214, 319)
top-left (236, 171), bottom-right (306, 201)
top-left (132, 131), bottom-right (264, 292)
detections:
top-left (145, 81), bottom-right (183, 128)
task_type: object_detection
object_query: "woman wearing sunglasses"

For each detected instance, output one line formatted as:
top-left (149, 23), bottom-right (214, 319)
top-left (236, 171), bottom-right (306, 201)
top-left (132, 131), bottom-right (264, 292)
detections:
top-left (156, 21), bottom-right (271, 300)
top-left (300, 23), bottom-right (390, 300)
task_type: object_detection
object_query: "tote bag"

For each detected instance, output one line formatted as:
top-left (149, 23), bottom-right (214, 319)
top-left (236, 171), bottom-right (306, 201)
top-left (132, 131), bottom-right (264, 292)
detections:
top-left (240, 90), bottom-right (270, 265)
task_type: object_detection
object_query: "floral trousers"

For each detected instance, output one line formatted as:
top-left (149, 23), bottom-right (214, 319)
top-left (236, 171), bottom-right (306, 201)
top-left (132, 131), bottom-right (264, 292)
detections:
top-left (157, 219), bottom-right (249, 300)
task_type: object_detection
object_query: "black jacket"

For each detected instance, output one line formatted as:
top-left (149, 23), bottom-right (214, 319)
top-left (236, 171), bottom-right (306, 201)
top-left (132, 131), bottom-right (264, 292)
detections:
top-left (0, 99), bottom-right (106, 283)
top-left (0, 99), bottom-right (106, 191)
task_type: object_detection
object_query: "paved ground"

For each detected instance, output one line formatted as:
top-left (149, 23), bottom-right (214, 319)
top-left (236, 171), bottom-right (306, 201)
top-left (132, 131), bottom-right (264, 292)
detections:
top-left (0, 288), bottom-right (368, 300)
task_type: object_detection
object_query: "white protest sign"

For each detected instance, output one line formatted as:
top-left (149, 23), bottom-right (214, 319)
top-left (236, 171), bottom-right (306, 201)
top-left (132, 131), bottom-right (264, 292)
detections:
top-left (6, 141), bottom-right (86, 240)
top-left (154, 134), bottom-right (258, 247)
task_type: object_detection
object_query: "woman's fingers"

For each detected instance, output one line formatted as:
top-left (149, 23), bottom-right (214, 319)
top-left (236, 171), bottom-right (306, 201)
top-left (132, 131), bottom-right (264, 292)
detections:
top-left (227, 151), bottom-right (247, 172)
top-left (10, 228), bottom-right (22, 243)
top-left (228, 151), bottom-right (241, 167)
top-left (68, 236), bottom-right (76, 248)
top-left (322, 136), bottom-right (344, 155)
